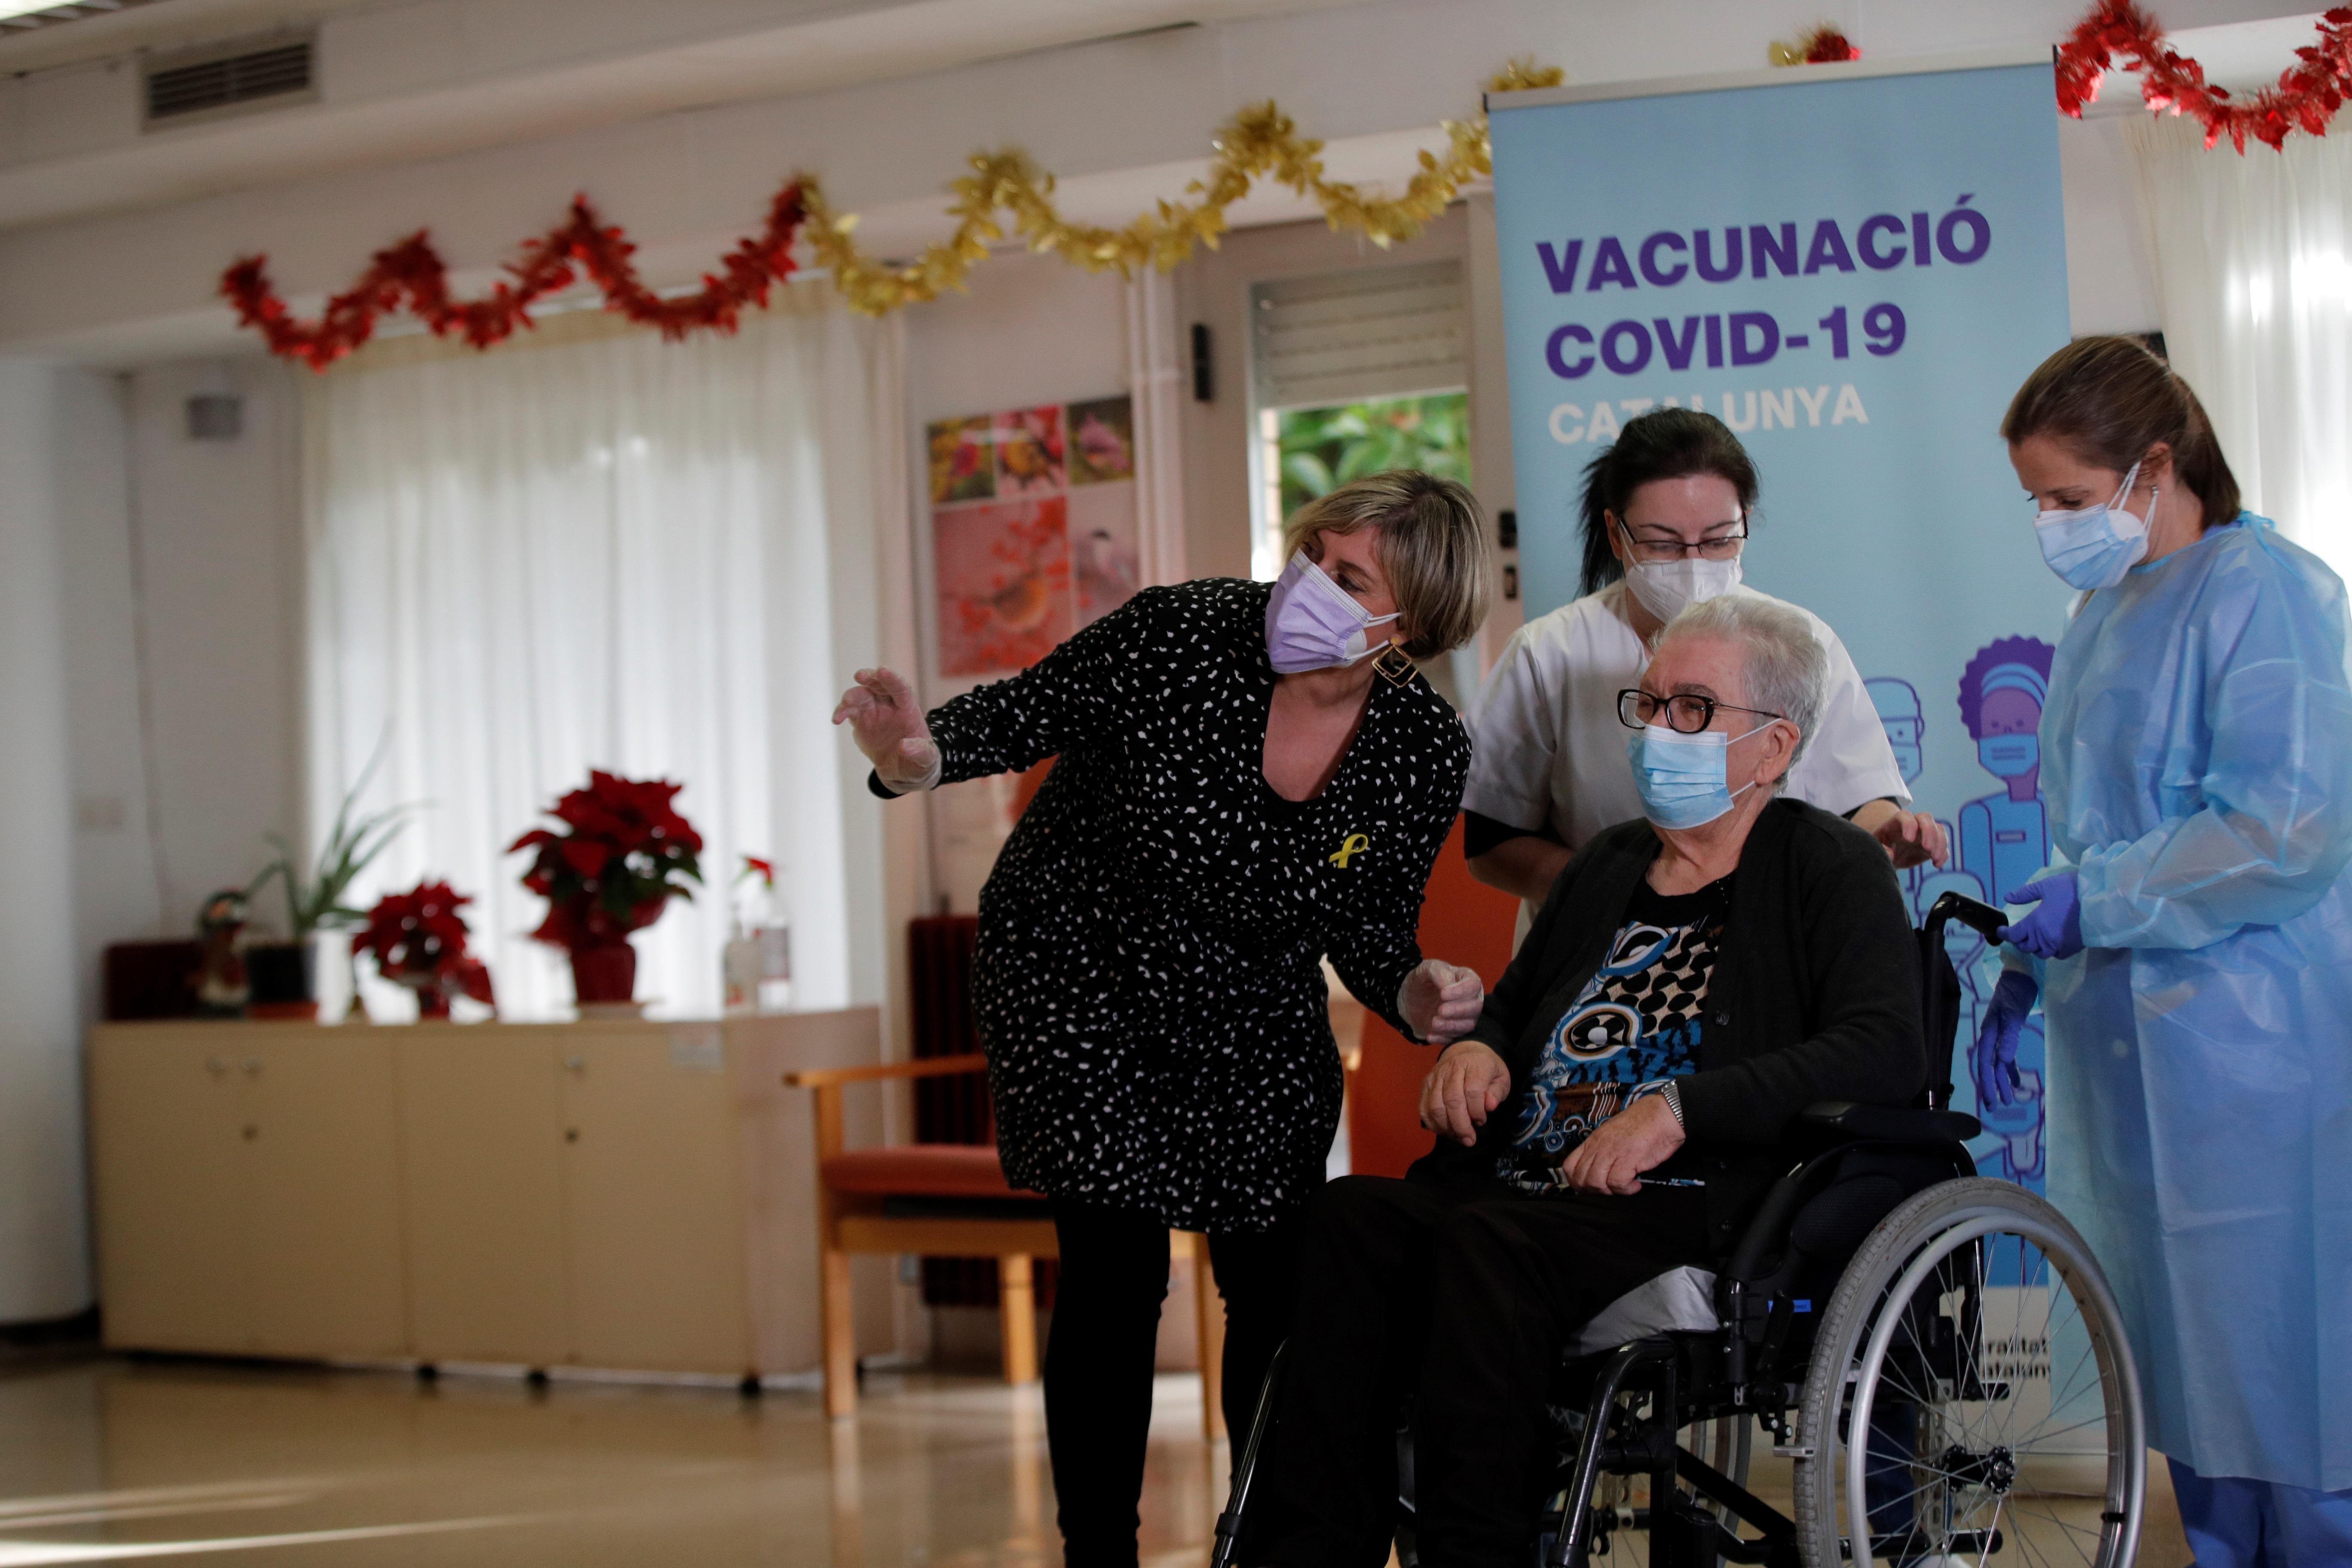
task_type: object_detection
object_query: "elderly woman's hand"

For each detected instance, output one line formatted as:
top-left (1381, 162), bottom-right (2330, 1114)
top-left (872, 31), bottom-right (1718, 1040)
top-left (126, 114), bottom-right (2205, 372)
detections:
top-left (833, 668), bottom-right (941, 793)
top-left (1400, 958), bottom-right (1484, 1044)
top-left (1419, 1040), bottom-right (1510, 1147)
top-left (1560, 1094), bottom-right (1687, 1195)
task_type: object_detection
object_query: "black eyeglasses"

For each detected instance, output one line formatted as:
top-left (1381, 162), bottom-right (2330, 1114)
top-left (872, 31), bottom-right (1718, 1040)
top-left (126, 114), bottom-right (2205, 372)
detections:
top-left (1614, 517), bottom-right (1749, 563)
top-left (1617, 688), bottom-right (1784, 735)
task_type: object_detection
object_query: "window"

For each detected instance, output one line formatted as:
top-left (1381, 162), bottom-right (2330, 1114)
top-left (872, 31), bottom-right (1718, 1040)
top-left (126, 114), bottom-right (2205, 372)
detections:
top-left (304, 308), bottom-right (887, 1020)
top-left (1248, 260), bottom-right (1468, 577)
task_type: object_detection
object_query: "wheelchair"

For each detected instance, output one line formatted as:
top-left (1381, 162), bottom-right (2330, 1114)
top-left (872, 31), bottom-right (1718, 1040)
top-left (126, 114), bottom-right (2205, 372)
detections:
top-left (1210, 892), bottom-right (2146, 1568)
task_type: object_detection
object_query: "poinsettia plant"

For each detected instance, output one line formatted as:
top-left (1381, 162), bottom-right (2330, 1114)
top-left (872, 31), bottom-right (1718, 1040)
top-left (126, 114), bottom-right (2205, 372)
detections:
top-left (353, 879), bottom-right (494, 1007)
top-left (507, 770), bottom-right (704, 950)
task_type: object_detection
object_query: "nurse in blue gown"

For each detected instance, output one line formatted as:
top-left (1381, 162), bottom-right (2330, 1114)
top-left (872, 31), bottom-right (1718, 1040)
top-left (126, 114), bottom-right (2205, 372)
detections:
top-left (1978, 337), bottom-right (2352, 1566)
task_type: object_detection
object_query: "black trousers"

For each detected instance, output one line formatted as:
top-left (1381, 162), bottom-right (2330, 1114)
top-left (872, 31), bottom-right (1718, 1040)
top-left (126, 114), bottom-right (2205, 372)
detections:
top-left (1044, 1197), bottom-right (1302, 1568)
top-left (1261, 1173), bottom-right (1713, 1568)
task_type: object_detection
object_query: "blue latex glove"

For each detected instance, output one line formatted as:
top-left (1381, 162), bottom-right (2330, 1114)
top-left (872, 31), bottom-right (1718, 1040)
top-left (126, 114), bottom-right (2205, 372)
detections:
top-left (1974, 971), bottom-right (2039, 1109)
top-left (2000, 871), bottom-right (2084, 960)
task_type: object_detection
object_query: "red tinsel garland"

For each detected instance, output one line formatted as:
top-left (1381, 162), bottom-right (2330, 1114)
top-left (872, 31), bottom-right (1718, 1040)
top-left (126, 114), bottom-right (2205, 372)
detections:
top-left (2056, 1), bottom-right (2352, 151)
top-left (222, 182), bottom-right (808, 371)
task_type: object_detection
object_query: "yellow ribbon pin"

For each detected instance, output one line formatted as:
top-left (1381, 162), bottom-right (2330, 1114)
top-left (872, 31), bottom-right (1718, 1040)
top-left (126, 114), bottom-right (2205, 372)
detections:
top-left (1329, 833), bottom-right (1371, 868)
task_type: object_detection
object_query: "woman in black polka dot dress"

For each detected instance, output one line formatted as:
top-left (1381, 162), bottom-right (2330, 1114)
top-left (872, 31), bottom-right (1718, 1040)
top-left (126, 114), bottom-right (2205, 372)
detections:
top-left (836, 472), bottom-right (1494, 1568)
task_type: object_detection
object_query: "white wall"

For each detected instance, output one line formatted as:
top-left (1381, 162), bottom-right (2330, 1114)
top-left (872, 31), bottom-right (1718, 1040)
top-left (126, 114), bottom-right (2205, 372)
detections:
top-left (26, 353), bottom-right (302, 1323)
top-left (900, 250), bottom-right (1132, 912)
top-left (0, 362), bottom-right (92, 1321)
top-left (57, 369), bottom-right (163, 1027)
top-left (116, 360), bottom-right (306, 934)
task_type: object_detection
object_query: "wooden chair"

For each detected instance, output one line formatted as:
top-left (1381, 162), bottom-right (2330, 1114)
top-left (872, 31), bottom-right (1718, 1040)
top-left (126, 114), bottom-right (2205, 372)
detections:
top-left (785, 1052), bottom-right (1224, 1430)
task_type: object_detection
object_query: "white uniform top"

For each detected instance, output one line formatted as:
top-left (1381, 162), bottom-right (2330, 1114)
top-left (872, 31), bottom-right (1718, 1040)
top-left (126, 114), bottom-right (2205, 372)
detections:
top-left (1465, 581), bottom-right (1910, 854)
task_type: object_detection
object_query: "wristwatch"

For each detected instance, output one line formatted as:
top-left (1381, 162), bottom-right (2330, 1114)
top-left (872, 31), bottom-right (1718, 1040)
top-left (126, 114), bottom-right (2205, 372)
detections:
top-left (1661, 1081), bottom-right (1686, 1130)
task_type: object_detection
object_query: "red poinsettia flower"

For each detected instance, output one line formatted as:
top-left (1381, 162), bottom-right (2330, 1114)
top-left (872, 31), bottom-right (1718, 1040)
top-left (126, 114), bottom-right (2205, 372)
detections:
top-left (739, 854), bottom-right (776, 890)
top-left (507, 769), bottom-right (704, 951)
top-left (354, 879), bottom-right (482, 989)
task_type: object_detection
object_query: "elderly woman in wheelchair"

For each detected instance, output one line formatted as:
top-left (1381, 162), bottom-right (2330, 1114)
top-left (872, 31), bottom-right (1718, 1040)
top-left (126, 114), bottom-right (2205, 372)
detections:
top-left (1221, 594), bottom-right (2147, 1568)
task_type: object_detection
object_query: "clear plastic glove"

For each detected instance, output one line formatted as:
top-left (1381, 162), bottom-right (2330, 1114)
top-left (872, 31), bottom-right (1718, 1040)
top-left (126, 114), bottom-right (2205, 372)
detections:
top-left (1973, 970), bottom-right (2039, 1109)
top-left (831, 668), bottom-right (941, 793)
top-left (2000, 871), bottom-right (2083, 960)
top-left (1871, 808), bottom-right (1951, 872)
top-left (1399, 959), bottom-right (1484, 1045)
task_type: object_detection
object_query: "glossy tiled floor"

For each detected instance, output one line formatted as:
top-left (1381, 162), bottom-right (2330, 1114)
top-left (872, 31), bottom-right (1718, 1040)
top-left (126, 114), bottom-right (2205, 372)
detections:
top-left (0, 1354), bottom-right (2189, 1567)
top-left (0, 1355), bottom-right (1216, 1567)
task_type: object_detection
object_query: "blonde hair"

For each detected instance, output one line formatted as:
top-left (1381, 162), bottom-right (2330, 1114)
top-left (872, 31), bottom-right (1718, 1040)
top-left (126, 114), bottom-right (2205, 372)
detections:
top-left (1281, 472), bottom-right (1492, 659)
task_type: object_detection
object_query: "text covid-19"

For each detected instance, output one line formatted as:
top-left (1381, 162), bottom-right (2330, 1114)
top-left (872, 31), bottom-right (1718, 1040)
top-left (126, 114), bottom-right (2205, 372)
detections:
top-left (1528, 197), bottom-right (1988, 442)
top-left (1532, 198), bottom-right (1992, 297)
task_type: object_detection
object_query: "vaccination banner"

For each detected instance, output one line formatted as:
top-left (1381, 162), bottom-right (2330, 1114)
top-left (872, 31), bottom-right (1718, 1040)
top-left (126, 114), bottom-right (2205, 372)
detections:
top-left (1490, 60), bottom-right (2074, 1194)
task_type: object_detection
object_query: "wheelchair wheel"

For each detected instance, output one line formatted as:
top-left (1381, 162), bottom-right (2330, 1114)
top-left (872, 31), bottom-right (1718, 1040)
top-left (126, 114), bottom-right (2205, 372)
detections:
top-left (1790, 1179), bottom-right (2144, 1568)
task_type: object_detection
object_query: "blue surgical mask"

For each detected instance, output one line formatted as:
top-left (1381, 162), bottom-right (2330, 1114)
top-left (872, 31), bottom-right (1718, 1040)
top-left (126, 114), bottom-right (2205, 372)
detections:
top-left (1626, 720), bottom-right (1773, 830)
top-left (2033, 460), bottom-right (2153, 590)
top-left (1977, 733), bottom-right (2040, 778)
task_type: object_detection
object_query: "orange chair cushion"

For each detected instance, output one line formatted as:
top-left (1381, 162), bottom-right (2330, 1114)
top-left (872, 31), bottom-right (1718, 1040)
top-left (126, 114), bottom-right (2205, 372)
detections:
top-left (821, 1144), bottom-right (1044, 1200)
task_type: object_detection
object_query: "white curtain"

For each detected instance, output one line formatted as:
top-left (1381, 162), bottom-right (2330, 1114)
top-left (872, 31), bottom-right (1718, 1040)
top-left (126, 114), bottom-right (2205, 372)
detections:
top-left (306, 296), bottom-right (897, 1021)
top-left (2132, 116), bottom-right (2352, 579)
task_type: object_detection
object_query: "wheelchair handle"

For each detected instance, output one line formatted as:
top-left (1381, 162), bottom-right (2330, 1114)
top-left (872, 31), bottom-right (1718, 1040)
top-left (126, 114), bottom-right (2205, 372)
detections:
top-left (1926, 889), bottom-right (2006, 943)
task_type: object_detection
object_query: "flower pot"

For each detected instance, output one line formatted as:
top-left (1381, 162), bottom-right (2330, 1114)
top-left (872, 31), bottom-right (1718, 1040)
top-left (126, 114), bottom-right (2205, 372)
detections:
top-left (569, 942), bottom-right (637, 1006)
top-left (413, 984), bottom-right (452, 1021)
top-left (245, 941), bottom-right (318, 1021)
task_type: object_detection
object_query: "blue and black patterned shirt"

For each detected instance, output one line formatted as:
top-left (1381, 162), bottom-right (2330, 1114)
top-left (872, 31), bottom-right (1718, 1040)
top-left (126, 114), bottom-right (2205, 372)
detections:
top-left (1500, 875), bottom-right (1730, 1192)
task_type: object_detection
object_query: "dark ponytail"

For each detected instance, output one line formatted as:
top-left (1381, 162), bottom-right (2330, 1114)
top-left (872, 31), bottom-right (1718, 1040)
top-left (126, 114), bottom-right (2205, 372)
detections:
top-left (1577, 408), bottom-right (1761, 596)
top-left (2000, 335), bottom-right (2241, 528)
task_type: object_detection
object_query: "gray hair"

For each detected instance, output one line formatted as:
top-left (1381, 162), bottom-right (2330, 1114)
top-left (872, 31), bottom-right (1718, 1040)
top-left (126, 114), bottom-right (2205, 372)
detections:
top-left (1282, 471), bottom-right (1492, 659)
top-left (1657, 594), bottom-right (1827, 778)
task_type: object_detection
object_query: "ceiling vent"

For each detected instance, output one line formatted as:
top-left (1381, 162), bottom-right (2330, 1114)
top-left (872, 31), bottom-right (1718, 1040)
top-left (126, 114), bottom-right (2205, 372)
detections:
top-left (143, 34), bottom-right (313, 127)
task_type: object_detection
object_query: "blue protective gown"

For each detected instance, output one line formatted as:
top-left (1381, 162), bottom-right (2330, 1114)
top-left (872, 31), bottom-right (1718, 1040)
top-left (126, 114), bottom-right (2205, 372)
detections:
top-left (2037, 514), bottom-right (2352, 1492)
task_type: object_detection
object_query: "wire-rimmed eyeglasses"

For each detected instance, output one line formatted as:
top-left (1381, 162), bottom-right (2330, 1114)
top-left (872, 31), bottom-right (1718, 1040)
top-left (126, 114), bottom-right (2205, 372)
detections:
top-left (1614, 517), bottom-right (1748, 563)
top-left (1617, 688), bottom-right (1784, 735)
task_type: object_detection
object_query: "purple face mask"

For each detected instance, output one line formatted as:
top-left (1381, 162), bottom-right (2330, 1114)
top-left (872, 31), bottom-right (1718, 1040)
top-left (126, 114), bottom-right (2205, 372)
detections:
top-left (1265, 550), bottom-right (1401, 674)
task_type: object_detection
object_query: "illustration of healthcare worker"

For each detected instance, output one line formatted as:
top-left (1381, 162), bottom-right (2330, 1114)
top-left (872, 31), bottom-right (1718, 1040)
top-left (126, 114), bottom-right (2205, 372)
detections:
top-left (1954, 637), bottom-right (2055, 906)
top-left (1984, 337), bottom-right (2352, 1560)
top-left (1865, 677), bottom-right (1959, 919)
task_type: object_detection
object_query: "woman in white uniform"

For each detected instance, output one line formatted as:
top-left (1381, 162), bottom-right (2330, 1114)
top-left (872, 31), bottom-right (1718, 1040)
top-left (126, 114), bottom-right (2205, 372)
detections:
top-left (1464, 407), bottom-right (1945, 906)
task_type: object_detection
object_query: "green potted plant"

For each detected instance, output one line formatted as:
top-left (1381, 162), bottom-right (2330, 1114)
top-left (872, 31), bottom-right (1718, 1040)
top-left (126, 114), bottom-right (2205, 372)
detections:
top-left (244, 775), bottom-right (411, 1020)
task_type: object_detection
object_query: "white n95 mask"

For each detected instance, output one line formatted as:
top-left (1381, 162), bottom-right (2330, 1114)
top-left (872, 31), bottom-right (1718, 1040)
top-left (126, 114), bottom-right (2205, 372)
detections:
top-left (1624, 554), bottom-right (1743, 625)
top-left (1265, 551), bottom-right (1401, 674)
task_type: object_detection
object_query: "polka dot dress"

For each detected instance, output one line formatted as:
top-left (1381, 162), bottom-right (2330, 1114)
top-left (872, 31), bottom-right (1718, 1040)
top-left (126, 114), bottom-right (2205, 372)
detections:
top-left (922, 579), bottom-right (1471, 1233)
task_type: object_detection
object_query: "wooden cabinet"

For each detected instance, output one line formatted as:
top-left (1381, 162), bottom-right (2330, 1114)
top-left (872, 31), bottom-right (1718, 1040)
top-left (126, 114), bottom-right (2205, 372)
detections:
top-left (86, 1030), bottom-right (251, 1353)
top-left (88, 1010), bottom-right (887, 1379)
top-left (241, 1035), bottom-right (409, 1357)
top-left (556, 1026), bottom-right (750, 1373)
top-left (397, 1028), bottom-right (570, 1366)
top-left (87, 1026), bottom-right (407, 1359)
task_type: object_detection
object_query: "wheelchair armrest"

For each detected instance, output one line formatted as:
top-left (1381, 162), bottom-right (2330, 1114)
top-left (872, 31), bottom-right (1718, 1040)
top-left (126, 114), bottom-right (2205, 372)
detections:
top-left (1800, 1101), bottom-right (1981, 1145)
top-left (1718, 1106), bottom-right (1982, 1293)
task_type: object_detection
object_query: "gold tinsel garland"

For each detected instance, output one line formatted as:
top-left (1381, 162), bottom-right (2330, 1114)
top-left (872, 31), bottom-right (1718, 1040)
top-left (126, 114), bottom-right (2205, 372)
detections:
top-left (801, 58), bottom-right (1564, 316)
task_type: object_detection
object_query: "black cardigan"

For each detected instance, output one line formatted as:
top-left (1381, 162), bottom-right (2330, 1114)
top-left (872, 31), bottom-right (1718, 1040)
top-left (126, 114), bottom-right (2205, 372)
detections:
top-left (1418, 797), bottom-right (1926, 1247)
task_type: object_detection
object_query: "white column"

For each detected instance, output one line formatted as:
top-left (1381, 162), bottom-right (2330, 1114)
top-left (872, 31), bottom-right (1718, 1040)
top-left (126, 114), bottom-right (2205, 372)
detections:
top-left (0, 358), bottom-right (91, 1321)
